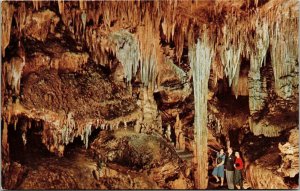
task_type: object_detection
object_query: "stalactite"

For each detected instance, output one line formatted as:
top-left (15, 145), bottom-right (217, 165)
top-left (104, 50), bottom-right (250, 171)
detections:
top-left (1, 2), bottom-right (14, 57)
top-left (270, 11), bottom-right (298, 99)
top-left (246, 1), bottom-right (298, 135)
top-left (139, 44), bottom-right (157, 87)
top-left (57, 1), bottom-right (185, 88)
top-left (15, 2), bottom-right (26, 36)
top-left (22, 132), bottom-right (27, 146)
top-left (58, 0), bottom-right (64, 15)
top-left (81, 11), bottom-right (86, 39)
top-left (249, 118), bottom-right (281, 137)
top-left (136, 9), bottom-right (159, 88)
top-left (231, 62), bottom-right (241, 98)
top-left (85, 27), bottom-right (113, 67)
top-left (189, 28), bottom-right (214, 189)
top-left (218, 15), bottom-right (244, 91)
top-left (79, 1), bottom-right (87, 11)
top-left (211, 57), bottom-right (224, 88)
top-left (32, 1), bottom-right (42, 11)
top-left (235, 74), bottom-right (249, 96)
top-left (60, 1), bottom-right (181, 88)
top-left (4, 47), bottom-right (26, 96)
top-left (19, 1), bottom-right (297, 100)
top-left (110, 30), bottom-right (140, 83)
top-left (174, 19), bottom-right (189, 61)
top-left (1, 3), bottom-right (298, 186)
top-left (82, 123), bottom-right (92, 149)
top-left (248, 17), bottom-right (270, 114)
top-left (67, 112), bottom-right (76, 130)
top-left (13, 117), bottom-right (18, 131)
top-left (60, 113), bottom-right (76, 145)
top-left (61, 125), bottom-right (68, 144)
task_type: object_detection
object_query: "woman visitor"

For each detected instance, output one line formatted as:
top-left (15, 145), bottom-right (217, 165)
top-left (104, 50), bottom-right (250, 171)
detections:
top-left (212, 148), bottom-right (226, 186)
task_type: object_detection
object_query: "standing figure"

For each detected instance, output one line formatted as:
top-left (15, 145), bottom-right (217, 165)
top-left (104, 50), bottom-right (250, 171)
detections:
top-left (234, 151), bottom-right (244, 189)
top-left (225, 147), bottom-right (235, 189)
top-left (212, 148), bottom-right (226, 186)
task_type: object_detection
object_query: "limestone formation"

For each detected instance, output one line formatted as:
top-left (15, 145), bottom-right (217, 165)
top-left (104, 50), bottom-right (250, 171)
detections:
top-left (1, 0), bottom-right (298, 190)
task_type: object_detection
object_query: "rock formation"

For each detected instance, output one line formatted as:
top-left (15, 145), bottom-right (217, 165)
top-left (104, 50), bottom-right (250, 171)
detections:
top-left (1, 0), bottom-right (298, 189)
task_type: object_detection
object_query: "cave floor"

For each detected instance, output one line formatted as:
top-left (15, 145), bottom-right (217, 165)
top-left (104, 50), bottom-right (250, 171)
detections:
top-left (12, 146), bottom-right (159, 189)
top-left (14, 146), bottom-right (99, 189)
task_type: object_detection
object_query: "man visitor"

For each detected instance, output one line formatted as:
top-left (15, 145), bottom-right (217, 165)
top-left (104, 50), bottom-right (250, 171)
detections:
top-left (225, 147), bottom-right (235, 189)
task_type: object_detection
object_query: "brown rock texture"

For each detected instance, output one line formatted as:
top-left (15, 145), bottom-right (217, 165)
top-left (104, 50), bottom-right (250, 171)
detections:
top-left (90, 130), bottom-right (193, 189)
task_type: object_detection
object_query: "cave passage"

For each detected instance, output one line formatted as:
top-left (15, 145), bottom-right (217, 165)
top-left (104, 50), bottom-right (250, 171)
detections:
top-left (7, 117), bottom-right (54, 166)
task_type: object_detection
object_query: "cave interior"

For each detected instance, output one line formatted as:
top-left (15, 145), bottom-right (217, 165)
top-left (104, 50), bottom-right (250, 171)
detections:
top-left (1, 0), bottom-right (299, 190)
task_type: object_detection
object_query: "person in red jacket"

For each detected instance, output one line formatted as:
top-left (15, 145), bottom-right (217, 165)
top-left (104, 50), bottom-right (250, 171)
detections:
top-left (234, 151), bottom-right (243, 189)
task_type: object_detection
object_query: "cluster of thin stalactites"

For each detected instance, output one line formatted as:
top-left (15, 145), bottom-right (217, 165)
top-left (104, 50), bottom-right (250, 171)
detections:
top-left (1, 1), bottom-right (298, 156)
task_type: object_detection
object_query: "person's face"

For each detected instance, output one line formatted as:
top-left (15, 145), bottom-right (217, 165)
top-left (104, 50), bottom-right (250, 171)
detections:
top-left (220, 149), bottom-right (224, 155)
top-left (235, 152), bottom-right (239, 157)
top-left (228, 148), bottom-right (232, 154)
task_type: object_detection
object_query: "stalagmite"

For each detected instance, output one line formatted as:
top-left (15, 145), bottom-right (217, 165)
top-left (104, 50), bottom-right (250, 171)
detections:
top-left (189, 29), bottom-right (214, 189)
top-left (141, 87), bottom-right (162, 133)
